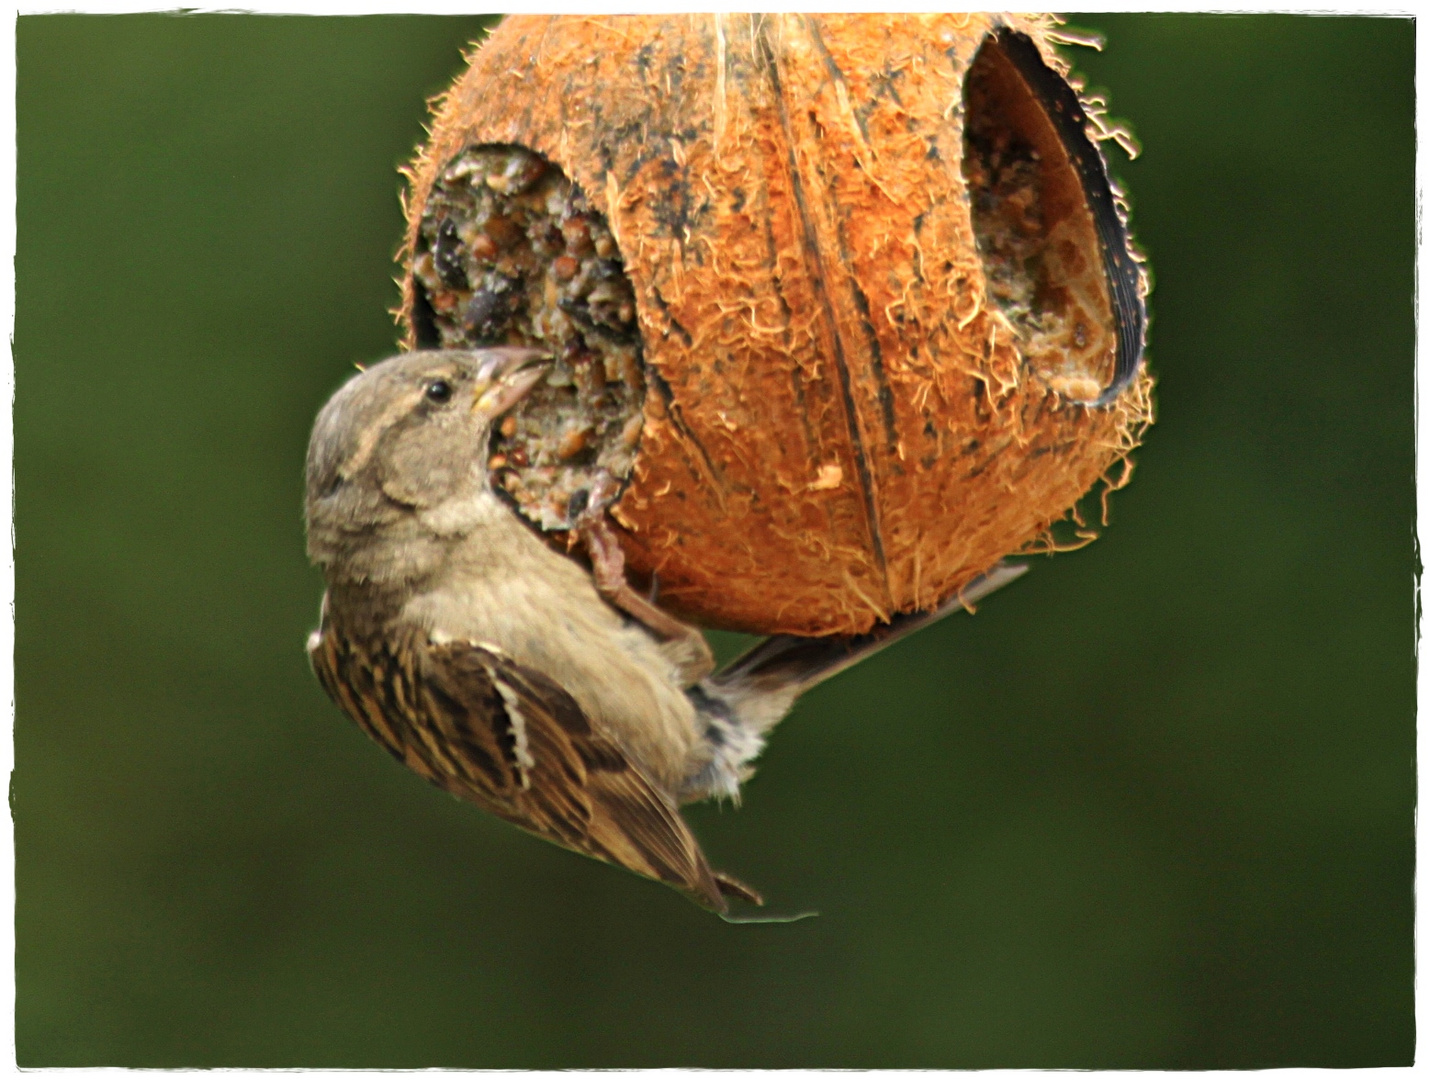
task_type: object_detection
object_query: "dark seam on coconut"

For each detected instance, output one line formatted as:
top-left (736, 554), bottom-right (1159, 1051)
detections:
top-left (758, 20), bottom-right (889, 584)
top-left (751, 170), bottom-right (821, 456)
top-left (802, 17), bottom-right (902, 454)
top-left (645, 366), bottom-right (728, 502)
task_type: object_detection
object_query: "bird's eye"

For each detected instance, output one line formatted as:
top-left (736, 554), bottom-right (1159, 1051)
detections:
top-left (425, 379), bottom-right (453, 404)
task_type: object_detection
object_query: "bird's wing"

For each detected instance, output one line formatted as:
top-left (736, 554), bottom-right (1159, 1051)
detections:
top-left (309, 622), bottom-right (736, 911)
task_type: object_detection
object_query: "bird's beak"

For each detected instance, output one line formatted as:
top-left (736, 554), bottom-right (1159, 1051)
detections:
top-left (471, 347), bottom-right (550, 420)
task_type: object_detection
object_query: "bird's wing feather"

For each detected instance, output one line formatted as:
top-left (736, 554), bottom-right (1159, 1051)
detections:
top-left (309, 622), bottom-right (730, 911)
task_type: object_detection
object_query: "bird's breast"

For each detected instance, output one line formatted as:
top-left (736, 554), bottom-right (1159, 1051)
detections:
top-left (398, 528), bottom-right (704, 790)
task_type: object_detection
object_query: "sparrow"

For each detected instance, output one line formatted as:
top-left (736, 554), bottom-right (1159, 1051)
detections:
top-left (304, 347), bottom-right (1026, 913)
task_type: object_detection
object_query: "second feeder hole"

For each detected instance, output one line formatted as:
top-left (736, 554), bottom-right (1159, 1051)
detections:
top-left (962, 31), bottom-right (1121, 404)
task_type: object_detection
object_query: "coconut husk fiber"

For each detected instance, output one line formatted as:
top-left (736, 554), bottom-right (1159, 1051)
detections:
top-left (399, 12), bottom-right (1154, 636)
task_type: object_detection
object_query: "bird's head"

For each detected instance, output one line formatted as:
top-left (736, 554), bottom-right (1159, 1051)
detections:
top-left (305, 347), bottom-right (548, 579)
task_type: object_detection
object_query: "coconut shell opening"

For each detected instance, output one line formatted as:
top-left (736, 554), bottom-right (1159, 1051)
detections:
top-left (410, 144), bottom-right (647, 532)
top-left (963, 30), bottom-right (1135, 405)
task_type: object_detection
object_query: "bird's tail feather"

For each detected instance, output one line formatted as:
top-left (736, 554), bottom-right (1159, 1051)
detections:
top-left (710, 561), bottom-right (1028, 698)
top-left (678, 561), bottom-right (1028, 804)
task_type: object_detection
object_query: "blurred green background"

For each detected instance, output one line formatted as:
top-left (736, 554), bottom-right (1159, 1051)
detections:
top-left (15, 13), bottom-right (1414, 1068)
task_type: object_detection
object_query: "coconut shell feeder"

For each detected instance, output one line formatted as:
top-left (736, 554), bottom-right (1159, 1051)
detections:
top-left (399, 12), bottom-right (1153, 637)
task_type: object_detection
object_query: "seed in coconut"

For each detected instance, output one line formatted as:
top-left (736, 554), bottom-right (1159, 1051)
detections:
top-left (410, 144), bottom-right (646, 533)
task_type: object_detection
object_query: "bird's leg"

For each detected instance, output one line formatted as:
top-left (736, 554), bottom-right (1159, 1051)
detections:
top-left (574, 472), bottom-right (714, 682)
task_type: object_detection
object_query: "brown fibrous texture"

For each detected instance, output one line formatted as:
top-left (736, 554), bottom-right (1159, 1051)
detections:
top-left (400, 13), bottom-right (1154, 636)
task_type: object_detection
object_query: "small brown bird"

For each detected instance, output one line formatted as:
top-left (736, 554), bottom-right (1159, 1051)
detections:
top-left (304, 348), bottom-right (1025, 912)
